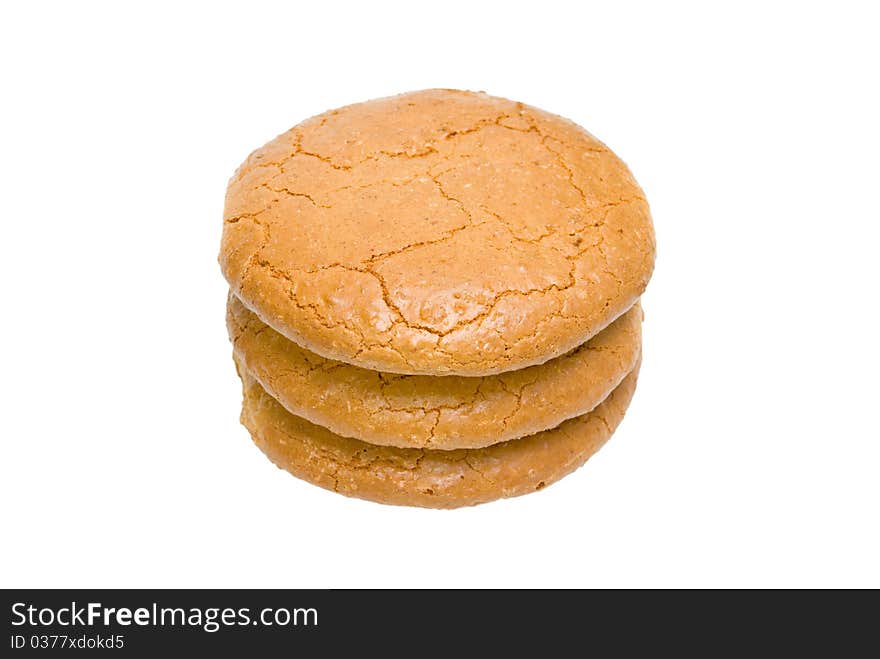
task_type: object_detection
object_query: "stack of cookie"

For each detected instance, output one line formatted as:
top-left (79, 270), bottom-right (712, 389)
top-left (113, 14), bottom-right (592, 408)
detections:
top-left (220, 90), bottom-right (655, 508)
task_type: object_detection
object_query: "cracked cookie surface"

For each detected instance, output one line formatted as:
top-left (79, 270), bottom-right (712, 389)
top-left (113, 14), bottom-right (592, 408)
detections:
top-left (237, 358), bottom-right (640, 508)
top-left (220, 89), bottom-right (655, 375)
top-left (228, 292), bottom-right (641, 449)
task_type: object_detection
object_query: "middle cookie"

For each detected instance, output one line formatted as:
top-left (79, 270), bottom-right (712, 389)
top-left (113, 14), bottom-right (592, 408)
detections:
top-left (228, 293), bottom-right (642, 449)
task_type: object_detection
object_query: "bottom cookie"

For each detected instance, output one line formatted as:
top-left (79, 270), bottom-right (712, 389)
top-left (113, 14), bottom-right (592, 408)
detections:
top-left (237, 359), bottom-right (640, 508)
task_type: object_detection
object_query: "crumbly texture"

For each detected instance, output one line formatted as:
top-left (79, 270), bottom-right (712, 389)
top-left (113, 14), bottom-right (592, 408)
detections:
top-left (237, 358), bottom-right (640, 508)
top-left (228, 292), bottom-right (642, 449)
top-left (220, 89), bottom-right (655, 375)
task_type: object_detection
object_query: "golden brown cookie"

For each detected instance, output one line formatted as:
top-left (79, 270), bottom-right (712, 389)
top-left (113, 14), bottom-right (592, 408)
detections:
top-left (228, 292), bottom-right (642, 449)
top-left (220, 89), bottom-right (655, 375)
top-left (236, 358), bottom-right (640, 508)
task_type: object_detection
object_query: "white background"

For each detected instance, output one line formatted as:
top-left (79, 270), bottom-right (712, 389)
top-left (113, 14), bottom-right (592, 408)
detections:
top-left (2, 1), bottom-right (878, 588)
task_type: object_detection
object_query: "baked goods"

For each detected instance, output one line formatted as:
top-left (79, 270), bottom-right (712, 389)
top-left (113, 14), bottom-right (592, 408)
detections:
top-left (220, 89), bottom-right (655, 376)
top-left (237, 358), bottom-right (640, 508)
top-left (228, 293), bottom-right (642, 449)
top-left (220, 89), bottom-right (655, 506)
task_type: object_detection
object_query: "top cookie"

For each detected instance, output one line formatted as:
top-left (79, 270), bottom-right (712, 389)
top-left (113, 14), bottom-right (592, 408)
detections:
top-left (220, 89), bottom-right (654, 375)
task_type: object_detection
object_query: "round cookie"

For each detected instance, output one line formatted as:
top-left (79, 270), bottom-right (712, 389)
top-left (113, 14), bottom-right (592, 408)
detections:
top-left (220, 89), bottom-right (655, 376)
top-left (236, 358), bottom-right (640, 508)
top-left (228, 292), bottom-right (642, 449)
